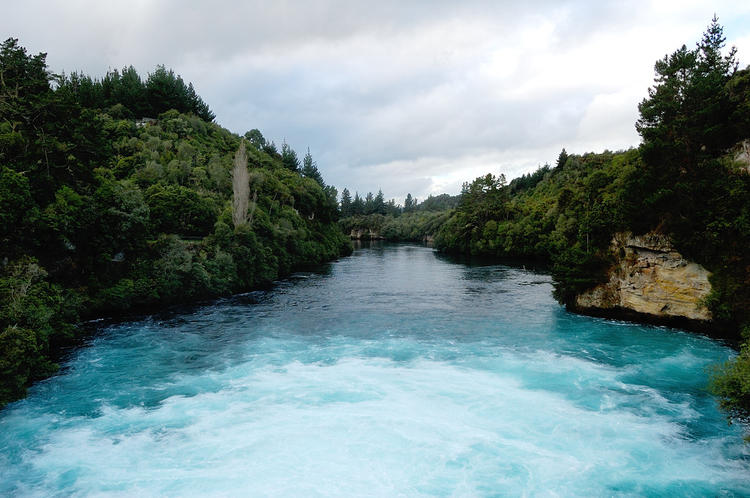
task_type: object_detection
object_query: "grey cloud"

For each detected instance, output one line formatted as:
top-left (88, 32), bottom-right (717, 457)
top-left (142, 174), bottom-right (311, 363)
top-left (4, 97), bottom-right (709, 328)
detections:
top-left (4, 1), bottom-right (750, 201)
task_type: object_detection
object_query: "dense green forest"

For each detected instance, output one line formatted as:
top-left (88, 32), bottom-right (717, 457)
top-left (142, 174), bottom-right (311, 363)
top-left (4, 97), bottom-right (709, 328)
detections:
top-left (338, 191), bottom-right (458, 242)
top-left (434, 19), bottom-right (750, 422)
top-left (0, 38), bottom-right (350, 407)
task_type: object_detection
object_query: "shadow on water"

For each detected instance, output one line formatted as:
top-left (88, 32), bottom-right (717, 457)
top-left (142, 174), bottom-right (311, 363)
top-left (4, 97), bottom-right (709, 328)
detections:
top-left (350, 239), bottom-right (386, 251)
top-left (352, 240), bottom-right (550, 273)
top-left (59, 260), bottom-right (339, 371)
top-left (434, 250), bottom-right (551, 274)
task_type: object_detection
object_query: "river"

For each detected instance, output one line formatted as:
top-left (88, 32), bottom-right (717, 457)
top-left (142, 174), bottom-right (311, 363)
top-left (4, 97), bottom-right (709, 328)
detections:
top-left (1, 243), bottom-right (748, 495)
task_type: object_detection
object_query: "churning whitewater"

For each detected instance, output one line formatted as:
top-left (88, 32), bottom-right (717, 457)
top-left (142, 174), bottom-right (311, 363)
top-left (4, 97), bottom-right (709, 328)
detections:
top-left (1, 244), bottom-right (748, 495)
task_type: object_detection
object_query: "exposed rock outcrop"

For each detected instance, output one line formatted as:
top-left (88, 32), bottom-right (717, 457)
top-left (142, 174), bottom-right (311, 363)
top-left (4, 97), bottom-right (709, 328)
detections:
top-left (575, 232), bottom-right (712, 325)
top-left (349, 228), bottom-right (383, 240)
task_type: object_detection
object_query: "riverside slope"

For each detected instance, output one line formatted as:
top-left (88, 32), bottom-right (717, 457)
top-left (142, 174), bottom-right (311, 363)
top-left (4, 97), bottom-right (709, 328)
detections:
top-left (575, 232), bottom-right (713, 329)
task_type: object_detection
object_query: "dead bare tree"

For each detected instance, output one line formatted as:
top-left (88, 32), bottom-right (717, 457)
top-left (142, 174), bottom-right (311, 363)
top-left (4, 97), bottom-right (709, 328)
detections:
top-left (232, 140), bottom-right (250, 227)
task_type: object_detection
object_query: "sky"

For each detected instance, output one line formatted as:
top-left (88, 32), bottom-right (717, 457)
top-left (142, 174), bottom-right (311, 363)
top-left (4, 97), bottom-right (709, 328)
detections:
top-left (4, 1), bottom-right (750, 203)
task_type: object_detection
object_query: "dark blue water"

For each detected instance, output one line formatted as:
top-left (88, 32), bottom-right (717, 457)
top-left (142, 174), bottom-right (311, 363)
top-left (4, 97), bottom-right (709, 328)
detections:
top-left (1, 244), bottom-right (748, 496)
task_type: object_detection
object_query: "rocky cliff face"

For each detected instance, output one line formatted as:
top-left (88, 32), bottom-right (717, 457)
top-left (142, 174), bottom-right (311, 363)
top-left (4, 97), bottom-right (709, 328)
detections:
top-left (575, 232), bottom-right (712, 323)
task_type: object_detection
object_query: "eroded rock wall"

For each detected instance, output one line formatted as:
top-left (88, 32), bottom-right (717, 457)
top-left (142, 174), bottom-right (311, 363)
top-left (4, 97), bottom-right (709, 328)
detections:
top-left (575, 232), bottom-right (712, 322)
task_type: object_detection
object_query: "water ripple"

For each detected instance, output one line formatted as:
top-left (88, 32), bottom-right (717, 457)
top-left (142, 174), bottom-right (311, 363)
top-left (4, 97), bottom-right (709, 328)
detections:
top-left (0, 243), bottom-right (747, 496)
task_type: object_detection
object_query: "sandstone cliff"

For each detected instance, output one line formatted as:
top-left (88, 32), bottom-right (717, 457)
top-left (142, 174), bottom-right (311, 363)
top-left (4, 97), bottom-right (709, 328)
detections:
top-left (575, 232), bottom-right (712, 324)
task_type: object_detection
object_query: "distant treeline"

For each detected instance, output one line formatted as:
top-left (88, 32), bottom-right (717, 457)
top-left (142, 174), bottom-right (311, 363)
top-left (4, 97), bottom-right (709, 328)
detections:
top-left (59, 65), bottom-right (215, 122)
top-left (337, 190), bottom-right (458, 241)
top-left (338, 189), bottom-right (458, 218)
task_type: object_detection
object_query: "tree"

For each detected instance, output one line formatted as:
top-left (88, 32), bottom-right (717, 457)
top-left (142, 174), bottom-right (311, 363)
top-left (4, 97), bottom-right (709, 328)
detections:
top-left (263, 140), bottom-right (279, 157)
top-left (631, 16), bottom-right (741, 234)
top-left (692, 16), bottom-right (738, 153)
top-left (364, 192), bottom-right (375, 214)
top-left (0, 38), bottom-right (53, 172)
top-left (352, 192), bottom-right (365, 215)
top-left (385, 199), bottom-right (400, 216)
top-left (322, 184), bottom-right (339, 222)
top-left (186, 82), bottom-right (215, 122)
top-left (637, 16), bottom-right (737, 167)
top-left (115, 65), bottom-right (147, 116)
top-left (281, 141), bottom-right (300, 171)
top-left (374, 189), bottom-right (386, 214)
top-left (0, 38), bottom-right (50, 101)
top-left (301, 148), bottom-right (325, 186)
top-left (145, 65), bottom-right (214, 121)
top-left (244, 129), bottom-right (266, 150)
top-left (726, 67), bottom-right (750, 139)
top-left (340, 188), bottom-right (352, 217)
top-left (0, 167), bottom-right (35, 258)
top-left (232, 141), bottom-right (250, 228)
top-left (145, 66), bottom-right (186, 115)
top-left (0, 37), bottom-right (103, 199)
top-left (146, 184), bottom-right (216, 235)
top-left (556, 148), bottom-right (569, 169)
top-left (455, 173), bottom-right (509, 232)
top-left (404, 193), bottom-right (415, 212)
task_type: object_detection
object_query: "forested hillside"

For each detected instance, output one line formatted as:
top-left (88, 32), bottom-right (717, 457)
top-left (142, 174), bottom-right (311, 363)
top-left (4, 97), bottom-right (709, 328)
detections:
top-left (0, 39), bottom-right (350, 407)
top-left (434, 19), bottom-right (750, 421)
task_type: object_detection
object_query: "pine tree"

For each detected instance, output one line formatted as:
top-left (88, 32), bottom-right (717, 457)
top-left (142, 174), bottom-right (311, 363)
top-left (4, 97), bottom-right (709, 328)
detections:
top-left (364, 192), bottom-right (375, 215)
top-left (281, 141), bottom-right (300, 171)
top-left (633, 16), bottom-right (740, 230)
top-left (404, 193), bottom-right (414, 212)
top-left (340, 188), bottom-right (352, 217)
top-left (352, 192), bottom-right (365, 215)
top-left (637, 16), bottom-right (737, 167)
top-left (374, 189), bottom-right (386, 214)
top-left (301, 148), bottom-right (325, 186)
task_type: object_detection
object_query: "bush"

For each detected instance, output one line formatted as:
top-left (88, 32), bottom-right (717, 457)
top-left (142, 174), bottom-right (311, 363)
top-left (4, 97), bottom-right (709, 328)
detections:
top-left (710, 343), bottom-right (750, 427)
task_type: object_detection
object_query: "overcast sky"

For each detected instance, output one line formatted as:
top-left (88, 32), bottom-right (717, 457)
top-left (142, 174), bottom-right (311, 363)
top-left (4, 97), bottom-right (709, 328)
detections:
top-left (5, 1), bottom-right (750, 202)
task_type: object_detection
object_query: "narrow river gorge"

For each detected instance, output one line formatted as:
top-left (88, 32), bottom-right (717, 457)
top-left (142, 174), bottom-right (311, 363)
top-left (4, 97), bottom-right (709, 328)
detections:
top-left (1, 244), bottom-right (748, 495)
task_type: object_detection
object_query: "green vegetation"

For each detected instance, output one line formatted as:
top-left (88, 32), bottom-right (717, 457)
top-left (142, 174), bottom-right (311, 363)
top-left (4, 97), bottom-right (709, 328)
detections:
top-left (338, 191), bottom-right (458, 242)
top-left (58, 64), bottom-right (215, 122)
top-left (711, 338), bottom-right (750, 428)
top-left (434, 151), bottom-right (636, 301)
top-left (433, 18), bottom-right (750, 422)
top-left (0, 38), bottom-right (350, 407)
top-left (340, 210), bottom-right (452, 242)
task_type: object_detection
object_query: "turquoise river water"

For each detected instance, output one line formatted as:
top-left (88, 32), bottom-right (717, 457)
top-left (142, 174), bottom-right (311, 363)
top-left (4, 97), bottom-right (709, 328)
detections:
top-left (1, 243), bottom-right (749, 496)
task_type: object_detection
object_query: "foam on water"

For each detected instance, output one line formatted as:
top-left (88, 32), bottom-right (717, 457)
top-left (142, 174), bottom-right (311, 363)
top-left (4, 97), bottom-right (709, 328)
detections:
top-left (1, 244), bottom-right (748, 496)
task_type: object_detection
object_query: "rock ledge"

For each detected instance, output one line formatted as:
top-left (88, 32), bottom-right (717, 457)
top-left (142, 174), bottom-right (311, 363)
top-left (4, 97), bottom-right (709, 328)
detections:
top-left (575, 232), bottom-right (712, 323)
